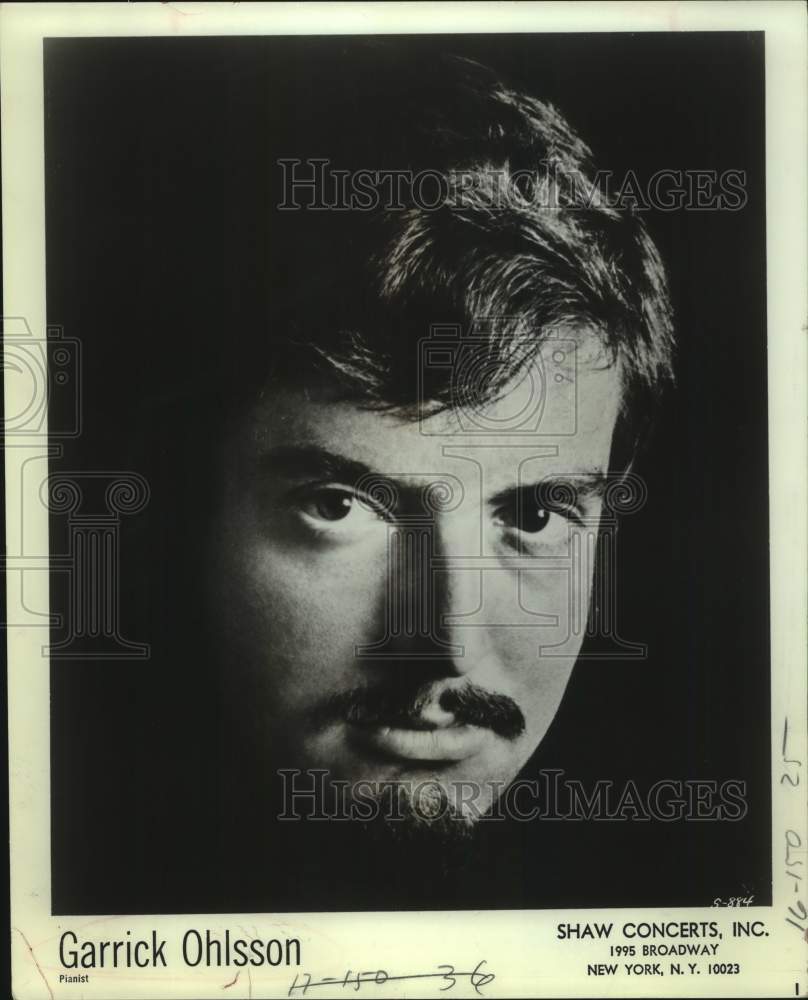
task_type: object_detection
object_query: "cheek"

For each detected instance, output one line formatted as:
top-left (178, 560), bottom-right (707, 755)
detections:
top-left (502, 528), bottom-right (599, 657)
top-left (223, 532), bottom-right (390, 699)
top-left (481, 551), bottom-right (596, 736)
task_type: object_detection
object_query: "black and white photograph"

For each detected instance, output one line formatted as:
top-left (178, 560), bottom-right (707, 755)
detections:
top-left (4, 3), bottom-right (806, 999)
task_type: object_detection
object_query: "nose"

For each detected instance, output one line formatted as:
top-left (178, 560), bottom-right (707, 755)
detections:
top-left (432, 514), bottom-right (500, 676)
top-left (365, 510), bottom-right (496, 678)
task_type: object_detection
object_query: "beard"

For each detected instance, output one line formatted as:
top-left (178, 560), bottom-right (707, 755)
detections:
top-left (327, 774), bottom-right (489, 894)
top-left (277, 771), bottom-right (488, 890)
top-left (351, 776), bottom-right (480, 846)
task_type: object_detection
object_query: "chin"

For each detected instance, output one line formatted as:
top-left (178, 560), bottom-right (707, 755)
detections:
top-left (355, 778), bottom-right (481, 846)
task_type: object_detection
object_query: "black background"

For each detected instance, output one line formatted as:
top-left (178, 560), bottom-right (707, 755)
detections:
top-left (44, 33), bottom-right (769, 913)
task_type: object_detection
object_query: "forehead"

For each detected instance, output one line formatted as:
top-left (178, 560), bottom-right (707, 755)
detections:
top-left (241, 339), bottom-right (623, 489)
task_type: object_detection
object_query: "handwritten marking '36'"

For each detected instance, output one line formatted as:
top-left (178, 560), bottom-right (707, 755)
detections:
top-left (288, 960), bottom-right (495, 996)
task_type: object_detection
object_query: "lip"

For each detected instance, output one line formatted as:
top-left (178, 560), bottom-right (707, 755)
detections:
top-left (347, 721), bottom-right (491, 763)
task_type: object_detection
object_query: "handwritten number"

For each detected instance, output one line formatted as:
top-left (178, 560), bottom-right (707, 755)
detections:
top-left (781, 717), bottom-right (802, 785)
top-left (438, 964), bottom-right (457, 991)
top-left (470, 960), bottom-right (496, 994)
top-left (290, 963), bottom-right (493, 995)
top-left (288, 972), bottom-right (312, 997)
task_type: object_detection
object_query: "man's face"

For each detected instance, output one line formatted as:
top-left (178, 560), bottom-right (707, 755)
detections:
top-left (210, 336), bottom-right (622, 821)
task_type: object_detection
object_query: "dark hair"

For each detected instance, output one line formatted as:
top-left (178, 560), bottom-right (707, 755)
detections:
top-left (245, 46), bottom-right (675, 464)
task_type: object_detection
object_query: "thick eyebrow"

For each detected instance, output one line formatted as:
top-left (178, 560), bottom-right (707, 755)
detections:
top-left (257, 445), bottom-right (375, 485)
top-left (259, 446), bottom-right (610, 508)
top-left (488, 472), bottom-right (610, 509)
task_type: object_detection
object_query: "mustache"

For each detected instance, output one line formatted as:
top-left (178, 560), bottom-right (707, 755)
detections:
top-left (312, 680), bottom-right (526, 741)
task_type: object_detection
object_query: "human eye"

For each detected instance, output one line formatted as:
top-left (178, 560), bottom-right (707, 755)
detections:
top-left (491, 489), bottom-right (581, 551)
top-left (288, 484), bottom-right (392, 540)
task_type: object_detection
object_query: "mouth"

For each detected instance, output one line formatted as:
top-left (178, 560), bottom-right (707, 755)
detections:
top-left (346, 718), bottom-right (492, 764)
